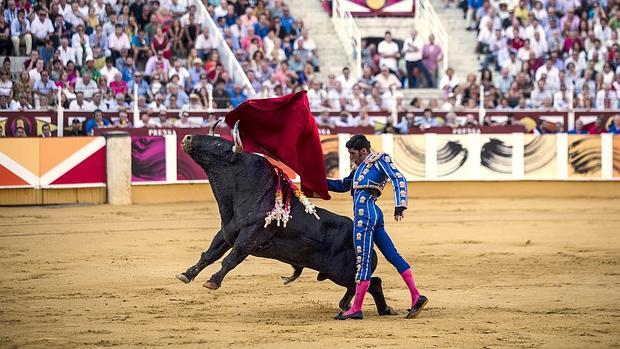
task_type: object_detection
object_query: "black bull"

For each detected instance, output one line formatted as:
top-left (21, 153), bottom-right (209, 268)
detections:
top-left (176, 131), bottom-right (396, 315)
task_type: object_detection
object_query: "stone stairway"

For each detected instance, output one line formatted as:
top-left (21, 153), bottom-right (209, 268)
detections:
top-left (285, 0), bottom-right (353, 80)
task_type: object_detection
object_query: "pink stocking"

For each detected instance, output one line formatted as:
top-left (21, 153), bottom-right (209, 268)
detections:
top-left (343, 280), bottom-right (370, 315)
top-left (400, 268), bottom-right (421, 307)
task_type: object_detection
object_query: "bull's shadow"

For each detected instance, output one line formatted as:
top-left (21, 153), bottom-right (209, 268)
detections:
top-left (176, 122), bottom-right (396, 316)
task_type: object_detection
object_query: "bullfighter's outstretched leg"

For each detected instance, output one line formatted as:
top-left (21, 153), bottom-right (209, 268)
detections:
top-left (368, 277), bottom-right (398, 316)
top-left (204, 247), bottom-right (249, 289)
top-left (177, 230), bottom-right (230, 284)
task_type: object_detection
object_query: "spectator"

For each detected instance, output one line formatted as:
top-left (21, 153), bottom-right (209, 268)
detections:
top-left (416, 108), bottom-right (441, 129)
top-left (608, 115), bottom-right (620, 134)
top-left (174, 110), bottom-right (196, 128)
top-left (91, 92), bottom-right (107, 111)
top-left (316, 109), bottom-right (335, 128)
top-left (32, 69), bottom-right (57, 102)
top-left (588, 116), bottom-right (607, 135)
top-left (30, 10), bottom-right (53, 50)
top-left (71, 24), bottom-right (92, 66)
top-left (377, 31), bottom-right (399, 73)
top-left (229, 84), bottom-right (247, 107)
top-left (375, 65), bottom-right (400, 91)
top-left (212, 80), bottom-right (231, 109)
top-left (100, 57), bottom-right (121, 85)
top-left (108, 24), bottom-right (130, 60)
top-left (195, 26), bottom-right (215, 59)
top-left (402, 29), bottom-right (433, 88)
top-left (74, 73), bottom-right (98, 99)
top-left (10, 9), bottom-right (31, 55)
top-left (67, 118), bottom-right (85, 136)
top-left (69, 91), bottom-right (94, 111)
top-left (114, 110), bottom-right (132, 128)
top-left (422, 33), bottom-right (443, 86)
top-left (84, 109), bottom-right (110, 135)
top-left (40, 123), bottom-right (52, 137)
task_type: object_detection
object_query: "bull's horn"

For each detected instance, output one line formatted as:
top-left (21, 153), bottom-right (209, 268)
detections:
top-left (208, 118), bottom-right (222, 136)
top-left (232, 120), bottom-right (243, 153)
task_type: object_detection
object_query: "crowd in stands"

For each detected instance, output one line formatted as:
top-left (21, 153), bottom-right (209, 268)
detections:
top-left (440, 0), bottom-right (620, 112)
top-left (1, 0), bottom-right (620, 136)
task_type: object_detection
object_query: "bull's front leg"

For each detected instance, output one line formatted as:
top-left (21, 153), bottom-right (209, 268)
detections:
top-left (203, 247), bottom-right (248, 290)
top-left (177, 230), bottom-right (231, 284)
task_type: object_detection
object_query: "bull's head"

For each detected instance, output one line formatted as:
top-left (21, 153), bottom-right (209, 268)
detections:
top-left (181, 120), bottom-right (244, 166)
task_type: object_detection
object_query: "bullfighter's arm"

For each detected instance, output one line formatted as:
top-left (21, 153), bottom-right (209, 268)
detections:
top-left (376, 154), bottom-right (408, 210)
top-left (327, 170), bottom-right (354, 192)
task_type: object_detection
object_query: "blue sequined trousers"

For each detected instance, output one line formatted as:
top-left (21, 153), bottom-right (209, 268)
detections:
top-left (353, 189), bottom-right (410, 282)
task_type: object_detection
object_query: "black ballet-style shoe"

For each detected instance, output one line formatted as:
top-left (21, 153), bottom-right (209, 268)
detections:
top-left (405, 295), bottom-right (428, 319)
top-left (334, 311), bottom-right (363, 320)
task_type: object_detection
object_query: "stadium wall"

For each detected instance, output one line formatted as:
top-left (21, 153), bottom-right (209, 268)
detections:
top-left (1, 134), bottom-right (619, 205)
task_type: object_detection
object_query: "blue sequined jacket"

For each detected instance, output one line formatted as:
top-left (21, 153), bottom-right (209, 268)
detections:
top-left (327, 152), bottom-right (408, 208)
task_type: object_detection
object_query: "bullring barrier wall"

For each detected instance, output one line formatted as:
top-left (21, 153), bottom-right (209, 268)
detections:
top-left (1, 133), bottom-right (619, 205)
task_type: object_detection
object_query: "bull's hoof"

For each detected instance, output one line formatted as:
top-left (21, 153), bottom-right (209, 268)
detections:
top-left (176, 273), bottom-right (191, 284)
top-left (203, 280), bottom-right (220, 290)
top-left (339, 302), bottom-right (351, 311)
top-left (378, 305), bottom-right (399, 316)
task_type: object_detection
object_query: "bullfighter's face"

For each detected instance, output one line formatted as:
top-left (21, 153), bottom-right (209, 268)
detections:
top-left (348, 147), bottom-right (369, 166)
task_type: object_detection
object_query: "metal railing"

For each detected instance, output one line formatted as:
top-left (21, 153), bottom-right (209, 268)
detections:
top-left (331, 0), bottom-right (362, 79)
top-left (414, 0), bottom-right (448, 75)
top-left (192, 0), bottom-right (256, 97)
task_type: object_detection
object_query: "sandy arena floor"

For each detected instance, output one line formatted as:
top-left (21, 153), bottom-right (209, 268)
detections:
top-left (1, 196), bottom-right (619, 348)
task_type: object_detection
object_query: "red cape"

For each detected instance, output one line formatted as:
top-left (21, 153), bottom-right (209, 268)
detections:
top-left (225, 91), bottom-right (331, 200)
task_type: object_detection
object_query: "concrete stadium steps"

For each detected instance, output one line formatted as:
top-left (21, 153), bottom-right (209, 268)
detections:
top-left (285, 0), bottom-right (352, 80)
top-left (428, 2), bottom-right (480, 81)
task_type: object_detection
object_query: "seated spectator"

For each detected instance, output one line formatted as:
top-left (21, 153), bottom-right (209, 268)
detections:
top-left (608, 115), bottom-right (620, 134)
top-left (588, 116), bottom-right (607, 135)
top-left (174, 110), bottom-right (198, 128)
top-left (84, 109), bottom-right (111, 135)
top-left (316, 109), bottom-right (335, 128)
top-left (229, 83), bottom-right (247, 107)
top-left (67, 118), bottom-right (85, 136)
top-left (69, 91), bottom-right (94, 111)
top-left (109, 72), bottom-right (128, 97)
top-left (375, 65), bottom-right (400, 91)
top-left (10, 9), bottom-right (31, 55)
top-left (114, 110), bottom-right (132, 128)
top-left (416, 108), bottom-right (441, 129)
top-left (108, 24), bottom-right (130, 60)
top-left (30, 10), bottom-right (54, 50)
top-left (212, 80), bottom-right (231, 109)
top-left (74, 73), bottom-right (99, 99)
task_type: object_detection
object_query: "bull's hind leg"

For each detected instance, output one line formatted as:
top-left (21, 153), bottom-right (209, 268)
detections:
top-left (177, 230), bottom-right (230, 283)
top-left (369, 277), bottom-right (398, 316)
top-left (203, 247), bottom-right (248, 290)
top-left (339, 287), bottom-right (355, 311)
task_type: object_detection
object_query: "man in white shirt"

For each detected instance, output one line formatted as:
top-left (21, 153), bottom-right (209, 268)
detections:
top-left (530, 31), bottom-right (548, 58)
top-left (402, 29), bottom-right (433, 88)
top-left (438, 67), bottom-right (460, 92)
top-left (306, 80), bottom-right (326, 111)
top-left (57, 37), bottom-right (77, 65)
top-left (69, 91), bottom-right (95, 111)
top-left (377, 31), bottom-right (400, 73)
top-left (535, 59), bottom-right (560, 90)
top-left (336, 67), bottom-right (356, 97)
top-left (108, 24), bottom-right (130, 59)
top-left (100, 57), bottom-right (121, 85)
top-left (501, 50), bottom-right (522, 76)
top-left (375, 65), bottom-right (401, 91)
top-left (29, 10), bottom-right (54, 49)
top-left (195, 26), bottom-right (216, 59)
top-left (74, 74), bottom-right (99, 99)
top-left (168, 60), bottom-right (190, 89)
top-left (71, 24), bottom-right (92, 67)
